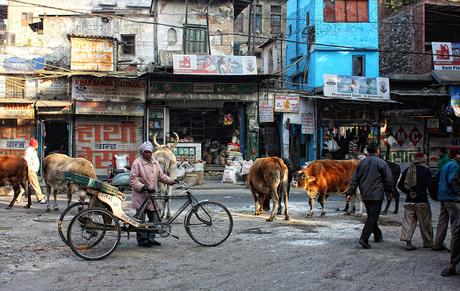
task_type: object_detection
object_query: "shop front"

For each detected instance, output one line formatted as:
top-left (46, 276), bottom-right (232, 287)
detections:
top-left (74, 101), bottom-right (145, 176)
top-left (148, 76), bottom-right (260, 165)
top-left (0, 102), bottom-right (35, 156)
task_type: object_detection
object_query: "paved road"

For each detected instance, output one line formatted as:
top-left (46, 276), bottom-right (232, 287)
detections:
top-left (0, 185), bottom-right (459, 290)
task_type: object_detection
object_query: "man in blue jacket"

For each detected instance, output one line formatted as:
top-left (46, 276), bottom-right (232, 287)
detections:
top-left (437, 150), bottom-right (460, 277)
top-left (346, 142), bottom-right (393, 249)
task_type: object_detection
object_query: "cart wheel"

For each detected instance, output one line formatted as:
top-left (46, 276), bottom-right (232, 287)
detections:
top-left (185, 201), bottom-right (233, 247)
top-left (58, 202), bottom-right (90, 246)
top-left (67, 208), bottom-right (120, 260)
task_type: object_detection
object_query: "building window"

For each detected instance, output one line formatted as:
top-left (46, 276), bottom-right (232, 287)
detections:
top-left (352, 55), bottom-right (365, 76)
top-left (235, 13), bottom-right (244, 33)
top-left (214, 30), bottom-right (222, 46)
top-left (288, 24), bottom-right (292, 36)
top-left (21, 12), bottom-right (33, 27)
top-left (306, 12), bottom-right (310, 26)
top-left (268, 48), bottom-right (274, 73)
top-left (184, 25), bottom-right (208, 54)
top-left (270, 5), bottom-right (281, 34)
top-left (324, 0), bottom-right (369, 22)
top-left (167, 28), bottom-right (177, 45)
top-left (6, 77), bottom-right (25, 98)
top-left (121, 34), bottom-right (135, 55)
top-left (252, 5), bottom-right (262, 33)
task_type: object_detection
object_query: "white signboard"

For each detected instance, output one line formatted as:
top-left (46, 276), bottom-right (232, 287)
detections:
top-left (72, 77), bottom-right (146, 102)
top-left (259, 100), bottom-right (274, 123)
top-left (301, 112), bottom-right (314, 134)
top-left (173, 55), bottom-right (257, 75)
top-left (323, 74), bottom-right (390, 100)
top-left (274, 94), bottom-right (300, 113)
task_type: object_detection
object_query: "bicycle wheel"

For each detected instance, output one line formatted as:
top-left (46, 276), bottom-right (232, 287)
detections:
top-left (58, 202), bottom-right (89, 246)
top-left (185, 201), bottom-right (233, 247)
top-left (67, 208), bottom-right (120, 260)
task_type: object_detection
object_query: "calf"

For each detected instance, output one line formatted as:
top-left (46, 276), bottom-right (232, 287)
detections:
top-left (0, 156), bottom-right (30, 209)
top-left (247, 157), bottom-right (289, 221)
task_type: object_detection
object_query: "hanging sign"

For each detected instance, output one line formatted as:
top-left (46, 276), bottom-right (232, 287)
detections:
top-left (259, 100), bottom-right (274, 123)
top-left (274, 94), bottom-right (299, 113)
top-left (301, 112), bottom-right (314, 134)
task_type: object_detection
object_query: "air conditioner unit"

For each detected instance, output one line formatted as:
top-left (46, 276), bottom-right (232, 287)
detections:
top-left (159, 50), bottom-right (182, 67)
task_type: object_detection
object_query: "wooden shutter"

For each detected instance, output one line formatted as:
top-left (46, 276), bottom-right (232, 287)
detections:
top-left (357, 0), bottom-right (369, 22)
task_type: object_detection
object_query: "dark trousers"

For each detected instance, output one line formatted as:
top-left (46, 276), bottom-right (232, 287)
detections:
top-left (136, 209), bottom-right (160, 245)
top-left (433, 202), bottom-right (450, 249)
top-left (361, 200), bottom-right (383, 243)
top-left (444, 202), bottom-right (460, 266)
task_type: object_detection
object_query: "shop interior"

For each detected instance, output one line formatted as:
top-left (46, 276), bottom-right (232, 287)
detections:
top-left (43, 120), bottom-right (69, 156)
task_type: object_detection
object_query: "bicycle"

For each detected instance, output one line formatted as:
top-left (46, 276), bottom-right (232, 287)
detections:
top-left (65, 180), bottom-right (233, 260)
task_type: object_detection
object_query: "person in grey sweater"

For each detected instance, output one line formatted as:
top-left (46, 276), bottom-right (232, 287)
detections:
top-left (346, 142), bottom-right (393, 249)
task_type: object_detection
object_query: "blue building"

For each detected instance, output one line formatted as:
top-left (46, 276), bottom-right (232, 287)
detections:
top-left (285, 0), bottom-right (383, 162)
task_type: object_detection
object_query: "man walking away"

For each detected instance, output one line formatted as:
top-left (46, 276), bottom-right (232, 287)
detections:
top-left (398, 152), bottom-right (433, 250)
top-left (24, 138), bottom-right (47, 204)
top-left (436, 149), bottom-right (460, 277)
top-left (346, 142), bottom-right (393, 249)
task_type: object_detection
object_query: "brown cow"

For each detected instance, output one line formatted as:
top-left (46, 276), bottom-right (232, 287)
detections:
top-left (0, 156), bottom-right (30, 209)
top-left (292, 159), bottom-right (363, 217)
top-left (43, 153), bottom-right (97, 211)
top-left (247, 157), bottom-right (289, 221)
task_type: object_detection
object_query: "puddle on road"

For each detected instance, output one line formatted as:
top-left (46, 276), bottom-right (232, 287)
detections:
top-left (239, 227), bottom-right (272, 235)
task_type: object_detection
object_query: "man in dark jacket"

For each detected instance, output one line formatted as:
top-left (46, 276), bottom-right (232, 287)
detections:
top-left (398, 152), bottom-right (433, 250)
top-left (436, 150), bottom-right (460, 277)
top-left (346, 142), bottom-right (393, 249)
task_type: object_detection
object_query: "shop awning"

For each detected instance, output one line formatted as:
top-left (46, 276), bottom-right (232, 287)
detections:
top-left (432, 70), bottom-right (460, 85)
top-left (35, 100), bottom-right (72, 115)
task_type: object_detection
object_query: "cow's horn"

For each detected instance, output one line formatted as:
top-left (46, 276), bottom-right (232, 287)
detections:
top-left (152, 132), bottom-right (161, 149)
top-left (170, 132), bottom-right (179, 149)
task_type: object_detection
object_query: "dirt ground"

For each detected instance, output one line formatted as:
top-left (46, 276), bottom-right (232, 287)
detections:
top-left (0, 187), bottom-right (459, 290)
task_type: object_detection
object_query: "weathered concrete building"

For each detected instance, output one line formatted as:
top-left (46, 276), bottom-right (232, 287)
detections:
top-left (379, 0), bottom-right (460, 165)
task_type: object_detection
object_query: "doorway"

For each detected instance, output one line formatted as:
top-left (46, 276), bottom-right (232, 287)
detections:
top-left (43, 121), bottom-right (69, 156)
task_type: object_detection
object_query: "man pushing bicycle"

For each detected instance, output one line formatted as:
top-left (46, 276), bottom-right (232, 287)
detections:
top-left (130, 141), bottom-right (178, 248)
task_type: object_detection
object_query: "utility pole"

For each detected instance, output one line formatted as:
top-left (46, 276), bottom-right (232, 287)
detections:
top-left (183, 0), bottom-right (189, 54)
top-left (247, 0), bottom-right (254, 55)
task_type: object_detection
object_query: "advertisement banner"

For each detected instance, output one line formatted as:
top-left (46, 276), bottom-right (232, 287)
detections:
top-left (0, 103), bottom-right (34, 119)
top-left (75, 101), bottom-right (144, 116)
top-left (451, 87), bottom-right (460, 117)
top-left (72, 77), bottom-right (146, 102)
top-left (173, 55), bottom-right (257, 75)
top-left (1, 56), bottom-right (45, 72)
top-left (274, 94), bottom-right (300, 113)
top-left (323, 74), bottom-right (390, 100)
top-left (432, 42), bottom-right (460, 71)
top-left (259, 100), bottom-right (274, 123)
top-left (70, 37), bottom-right (115, 71)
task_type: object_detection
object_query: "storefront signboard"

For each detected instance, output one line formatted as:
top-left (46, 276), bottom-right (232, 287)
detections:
top-left (259, 100), bottom-right (274, 123)
top-left (173, 55), bottom-right (257, 75)
top-left (70, 37), bottom-right (115, 71)
top-left (0, 103), bottom-right (34, 119)
top-left (382, 121), bottom-right (425, 164)
top-left (73, 77), bottom-right (146, 102)
top-left (75, 101), bottom-right (144, 116)
top-left (301, 112), bottom-right (314, 134)
top-left (0, 125), bottom-right (34, 156)
top-left (323, 74), bottom-right (390, 100)
top-left (432, 42), bottom-right (460, 71)
top-left (274, 94), bottom-right (299, 113)
top-left (451, 87), bottom-right (460, 117)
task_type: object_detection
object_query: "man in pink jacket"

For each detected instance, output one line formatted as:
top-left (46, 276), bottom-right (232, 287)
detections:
top-left (130, 141), bottom-right (177, 247)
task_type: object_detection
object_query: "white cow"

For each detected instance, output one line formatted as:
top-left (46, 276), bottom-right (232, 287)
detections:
top-left (152, 132), bottom-right (179, 219)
